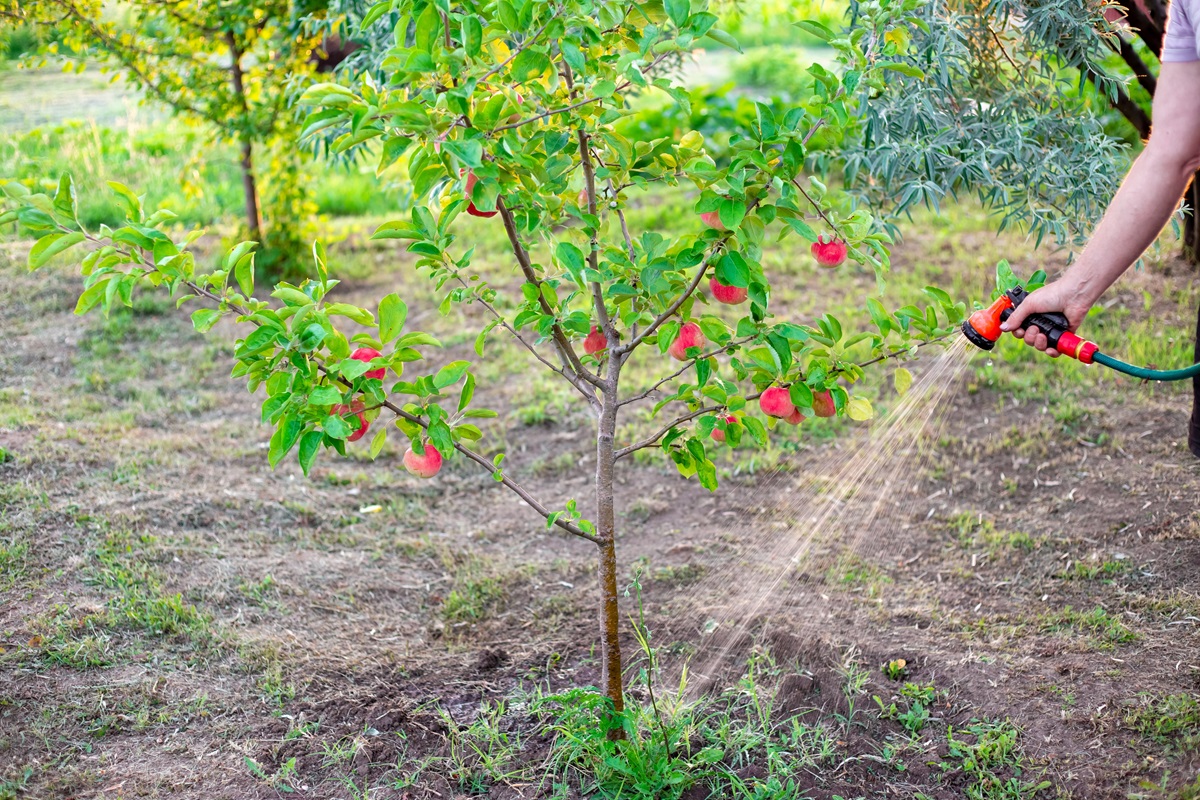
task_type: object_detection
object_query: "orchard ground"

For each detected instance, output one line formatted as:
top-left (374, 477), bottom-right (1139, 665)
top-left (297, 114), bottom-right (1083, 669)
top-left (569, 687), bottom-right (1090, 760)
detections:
top-left (4, 73), bottom-right (1200, 800)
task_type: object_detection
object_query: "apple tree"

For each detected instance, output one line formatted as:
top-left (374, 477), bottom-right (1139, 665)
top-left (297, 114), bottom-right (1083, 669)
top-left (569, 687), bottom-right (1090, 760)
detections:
top-left (2, 0), bottom-right (966, 715)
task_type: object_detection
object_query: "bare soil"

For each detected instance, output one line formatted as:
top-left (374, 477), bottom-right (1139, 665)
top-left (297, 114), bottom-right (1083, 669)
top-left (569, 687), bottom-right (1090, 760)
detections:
top-left (2, 233), bottom-right (1199, 799)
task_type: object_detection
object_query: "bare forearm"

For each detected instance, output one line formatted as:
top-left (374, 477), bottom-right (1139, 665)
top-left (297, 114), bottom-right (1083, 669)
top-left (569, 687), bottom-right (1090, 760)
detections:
top-left (1064, 144), bottom-right (1195, 306)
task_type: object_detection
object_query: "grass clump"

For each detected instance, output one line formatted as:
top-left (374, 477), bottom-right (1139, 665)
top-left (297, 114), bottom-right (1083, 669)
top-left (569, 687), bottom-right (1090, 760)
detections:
top-left (1124, 693), bottom-right (1200, 751)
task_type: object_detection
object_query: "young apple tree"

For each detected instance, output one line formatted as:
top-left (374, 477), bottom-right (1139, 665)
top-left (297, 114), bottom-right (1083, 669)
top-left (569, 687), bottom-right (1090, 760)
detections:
top-left (3, 0), bottom-right (965, 716)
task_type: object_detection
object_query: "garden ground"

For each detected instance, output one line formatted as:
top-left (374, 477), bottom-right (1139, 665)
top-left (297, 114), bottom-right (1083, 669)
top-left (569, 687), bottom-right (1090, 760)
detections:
top-left (3, 199), bottom-right (1200, 798)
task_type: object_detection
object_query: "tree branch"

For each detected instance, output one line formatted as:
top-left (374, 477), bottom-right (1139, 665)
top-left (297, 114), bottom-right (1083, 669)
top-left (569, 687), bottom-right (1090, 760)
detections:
top-left (614, 389), bottom-right (766, 460)
top-left (495, 196), bottom-right (604, 393)
top-left (454, 274), bottom-right (598, 406)
top-left (478, 5), bottom-right (561, 83)
top-left (72, 228), bottom-right (600, 545)
top-left (577, 129), bottom-right (614, 344)
top-left (1084, 67), bottom-right (1150, 139)
top-left (618, 336), bottom-right (755, 407)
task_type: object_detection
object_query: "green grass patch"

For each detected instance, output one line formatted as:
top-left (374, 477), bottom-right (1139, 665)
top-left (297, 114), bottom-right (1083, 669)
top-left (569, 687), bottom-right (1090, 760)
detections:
top-left (1124, 693), bottom-right (1200, 751)
top-left (1038, 606), bottom-right (1137, 650)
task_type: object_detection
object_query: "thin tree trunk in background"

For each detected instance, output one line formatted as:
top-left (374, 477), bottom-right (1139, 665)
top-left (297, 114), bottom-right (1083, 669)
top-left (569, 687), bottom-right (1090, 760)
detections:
top-left (1185, 175), bottom-right (1200, 263)
top-left (226, 31), bottom-right (262, 240)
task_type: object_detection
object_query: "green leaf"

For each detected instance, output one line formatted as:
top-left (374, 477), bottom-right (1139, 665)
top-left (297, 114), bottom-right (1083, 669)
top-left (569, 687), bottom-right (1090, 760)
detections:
top-left (847, 396), bottom-right (874, 421)
top-left (665, 0), bottom-right (690, 27)
top-left (463, 14), bottom-right (483, 56)
top-left (323, 413), bottom-right (353, 440)
top-left (369, 427), bottom-right (388, 458)
top-left (894, 367), bottom-right (913, 396)
top-left (74, 277), bottom-right (109, 315)
top-left (378, 293), bottom-right (407, 343)
top-left (793, 19), bottom-right (834, 41)
top-left (309, 385), bottom-right (343, 406)
top-left (268, 418), bottom-right (302, 468)
top-left (789, 382), bottom-right (813, 409)
top-left (878, 62), bottom-right (925, 79)
top-left (434, 360), bottom-right (470, 389)
top-left (28, 231), bottom-right (84, 270)
top-left (234, 252), bottom-right (255, 297)
top-left (298, 431), bottom-right (323, 476)
top-left (458, 372), bottom-right (475, 412)
top-left (511, 48), bottom-right (551, 82)
top-left (106, 181), bottom-right (143, 221)
top-left (995, 259), bottom-right (1019, 293)
top-left (325, 303), bottom-right (375, 326)
top-left (714, 252), bottom-right (750, 288)
top-left (191, 308), bottom-right (221, 333)
top-left (442, 139), bottom-right (484, 168)
top-left (703, 27), bottom-right (742, 52)
top-left (556, 241), bottom-right (586, 286)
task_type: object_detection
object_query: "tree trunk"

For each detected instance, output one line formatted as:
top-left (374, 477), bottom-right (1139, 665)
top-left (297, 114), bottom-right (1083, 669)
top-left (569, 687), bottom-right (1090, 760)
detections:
top-left (1185, 174), bottom-right (1200, 265)
top-left (238, 140), bottom-right (263, 241)
top-left (595, 385), bottom-right (625, 730)
top-left (226, 31), bottom-right (263, 240)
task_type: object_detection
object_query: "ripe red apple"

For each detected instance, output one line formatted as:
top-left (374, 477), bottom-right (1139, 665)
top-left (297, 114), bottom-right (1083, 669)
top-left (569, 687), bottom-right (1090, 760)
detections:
top-left (350, 347), bottom-right (385, 380)
top-left (700, 210), bottom-right (725, 231)
top-left (333, 399), bottom-right (369, 442)
top-left (758, 386), bottom-right (795, 418)
top-left (785, 408), bottom-right (806, 425)
top-left (668, 321), bottom-right (706, 361)
top-left (403, 443), bottom-right (443, 478)
top-left (464, 170), bottom-right (497, 218)
top-left (584, 325), bottom-right (607, 355)
top-left (811, 235), bottom-right (847, 268)
top-left (812, 390), bottom-right (836, 418)
top-left (710, 414), bottom-right (737, 443)
top-left (709, 276), bottom-right (748, 305)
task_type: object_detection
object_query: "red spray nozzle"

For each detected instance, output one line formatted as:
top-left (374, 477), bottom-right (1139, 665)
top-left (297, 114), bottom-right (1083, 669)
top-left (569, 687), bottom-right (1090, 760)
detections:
top-left (961, 285), bottom-right (1098, 363)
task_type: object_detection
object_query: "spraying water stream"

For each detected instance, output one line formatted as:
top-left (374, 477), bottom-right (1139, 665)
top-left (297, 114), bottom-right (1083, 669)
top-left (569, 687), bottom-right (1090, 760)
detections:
top-left (661, 337), bottom-right (976, 692)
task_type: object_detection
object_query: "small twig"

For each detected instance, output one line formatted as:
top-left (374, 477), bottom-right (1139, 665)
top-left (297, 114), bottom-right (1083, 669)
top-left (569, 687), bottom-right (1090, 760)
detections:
top-left (855, 334), bottom-right (951, 369)
top-left (614, 391), bottom-right (765, 461)
top-left (477, 6), bottom-right (562, 83)
top-left (618, 336), bottom-right (756, 407)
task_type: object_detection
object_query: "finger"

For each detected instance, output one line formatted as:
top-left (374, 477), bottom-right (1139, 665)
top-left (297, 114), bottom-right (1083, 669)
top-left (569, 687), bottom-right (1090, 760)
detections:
top-left (1011, 327), bottom-right (1026, 339)
top-left (1023, 326), bottom-right (1041, 347)
top-left (1033, 332), bottom-right (1049, 351)
top-left (1001, 304), bottom-right (1034, 332)
top-left (1046, 348), bottom-right (1060, 358)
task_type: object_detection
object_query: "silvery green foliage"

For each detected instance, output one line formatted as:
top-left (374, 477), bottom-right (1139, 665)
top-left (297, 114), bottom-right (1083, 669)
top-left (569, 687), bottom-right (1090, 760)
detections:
top-left (830, 0), bottom-right (1129, 249)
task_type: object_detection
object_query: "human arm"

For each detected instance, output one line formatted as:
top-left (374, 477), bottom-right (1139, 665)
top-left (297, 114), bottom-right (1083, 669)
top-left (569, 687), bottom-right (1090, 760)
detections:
top-left (1002, 61), bottom-right (1200, 356)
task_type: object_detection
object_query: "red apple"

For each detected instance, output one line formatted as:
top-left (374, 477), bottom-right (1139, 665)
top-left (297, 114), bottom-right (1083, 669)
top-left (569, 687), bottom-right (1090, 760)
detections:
top-left (758, 386), bottom-right (795, 418)
top-left (700, 210), bottom-right (725, 231)
top-left (785, 408), bottom-right (806, 425)
top-left (351, 347), bottom-right (385, 380)
top-left (584, 325), bottom-right (607, 355)
top-left (709, 276), bottom-right (748, 305)
top-left (403, 443), bottom-right (443, 478)
top-left (812, 390), bottom-right (836, 418)
top-left (710, 414), bottom-right (737, 443)
top-left (811, 235), bottom-right (847, 268)
top-left (332, 399), bottom-right (369, 442)
top-left (464, 170), bottom-right (497, 218)
top-left (668, 321), bottom-right (706, 361)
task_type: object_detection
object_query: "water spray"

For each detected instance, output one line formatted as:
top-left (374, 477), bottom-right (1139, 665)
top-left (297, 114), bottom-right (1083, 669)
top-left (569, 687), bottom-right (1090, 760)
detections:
top-left (961, 285), bottom-right (1200, 381)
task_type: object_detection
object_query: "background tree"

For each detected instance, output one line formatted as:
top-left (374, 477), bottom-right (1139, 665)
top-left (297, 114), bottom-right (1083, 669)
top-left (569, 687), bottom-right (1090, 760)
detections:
top-left (0, 0), bottom-right (333, 277)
